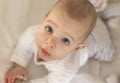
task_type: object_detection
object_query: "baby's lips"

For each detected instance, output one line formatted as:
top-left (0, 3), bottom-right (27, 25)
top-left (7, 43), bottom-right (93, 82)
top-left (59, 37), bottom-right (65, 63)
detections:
top-left (42, 48), bottom-right (51, 56)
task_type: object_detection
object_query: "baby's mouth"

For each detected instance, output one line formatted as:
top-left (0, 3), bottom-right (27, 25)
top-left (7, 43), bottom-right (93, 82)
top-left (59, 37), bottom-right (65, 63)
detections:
top-left (41, 48), bottom-right (51, 56)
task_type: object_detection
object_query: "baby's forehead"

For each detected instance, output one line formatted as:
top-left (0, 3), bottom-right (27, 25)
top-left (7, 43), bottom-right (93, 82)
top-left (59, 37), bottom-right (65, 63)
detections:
top-left (63, 23), bottom-right (88, 42)
top-left (46, 7), bottom-right (90, 42)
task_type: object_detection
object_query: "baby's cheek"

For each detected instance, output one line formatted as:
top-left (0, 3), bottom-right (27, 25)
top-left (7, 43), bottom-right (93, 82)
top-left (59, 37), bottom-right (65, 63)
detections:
top-left (37, 32), bottom-right (47, 43)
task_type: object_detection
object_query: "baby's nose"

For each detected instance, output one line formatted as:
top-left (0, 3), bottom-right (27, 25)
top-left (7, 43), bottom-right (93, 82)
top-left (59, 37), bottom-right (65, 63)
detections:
top-left (46, 37), bottom-right (56, 49)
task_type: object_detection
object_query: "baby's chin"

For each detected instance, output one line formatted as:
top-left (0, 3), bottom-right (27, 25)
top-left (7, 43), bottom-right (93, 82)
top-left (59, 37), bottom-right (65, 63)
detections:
top-left (37, 54), bottom-right (53, 62)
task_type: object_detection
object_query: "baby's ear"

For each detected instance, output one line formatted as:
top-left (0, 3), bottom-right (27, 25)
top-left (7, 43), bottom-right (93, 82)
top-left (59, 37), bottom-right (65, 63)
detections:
top-left (73, 42), bottom-right (86, 53)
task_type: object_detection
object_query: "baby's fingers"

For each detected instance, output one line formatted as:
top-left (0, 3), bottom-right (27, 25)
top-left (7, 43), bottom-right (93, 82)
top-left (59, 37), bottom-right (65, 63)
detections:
top-left (23, 71), bottom-right (29, 81)
top-left (11, 73), bottom-right (18, 83)
top-left (8, 73), bottom-right (21, 83)
top-left (4, 72), bottom-right (10, 83)
top-left (8, 72), bottom-right (17, 83)
top-left (16, 73), bottom-right (29, 81)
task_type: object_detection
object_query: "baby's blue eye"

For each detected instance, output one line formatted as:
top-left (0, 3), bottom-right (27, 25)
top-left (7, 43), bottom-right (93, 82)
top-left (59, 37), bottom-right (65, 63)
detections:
top-left (62, 38), bottom-right (70, 45)
top-left (45, 26), bottom-right (53, 33)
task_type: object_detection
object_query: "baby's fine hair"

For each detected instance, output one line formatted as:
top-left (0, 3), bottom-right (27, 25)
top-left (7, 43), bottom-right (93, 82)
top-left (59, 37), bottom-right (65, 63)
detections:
top-left (50, 0), bottom-right (97, 42)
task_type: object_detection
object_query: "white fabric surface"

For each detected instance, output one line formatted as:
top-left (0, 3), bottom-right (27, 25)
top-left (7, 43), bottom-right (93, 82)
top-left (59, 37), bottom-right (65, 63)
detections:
top-left (101, 0), bottom-right (120, 19)
top-left (70, 73), bottom-right (106, 83)
top-left (87, 18), bottom-right (115, 62)
top-left (70, 73), bottom-right (119, 83)
top-left (106, 74), bottom-right (119, 83)
top-left (99, 16), bottom-right (120, 78)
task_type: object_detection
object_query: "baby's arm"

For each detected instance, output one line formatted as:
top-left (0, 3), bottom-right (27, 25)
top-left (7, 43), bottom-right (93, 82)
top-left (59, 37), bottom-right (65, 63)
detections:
top-left (4, 26), bottom-right (36, 83)
top-left (4, 63), bottom-right (28, 83)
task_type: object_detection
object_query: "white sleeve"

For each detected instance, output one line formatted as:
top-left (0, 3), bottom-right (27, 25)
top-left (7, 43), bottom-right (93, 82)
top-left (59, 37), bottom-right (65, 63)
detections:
top-left (11, 27), bottom-right (34, 68)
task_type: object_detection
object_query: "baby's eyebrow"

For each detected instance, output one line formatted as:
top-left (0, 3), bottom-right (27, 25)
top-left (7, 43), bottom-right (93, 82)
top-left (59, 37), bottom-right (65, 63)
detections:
top-left (63, 31), bottom-right (75, 42)
top-left (47, 20), bottom-right (58, 28)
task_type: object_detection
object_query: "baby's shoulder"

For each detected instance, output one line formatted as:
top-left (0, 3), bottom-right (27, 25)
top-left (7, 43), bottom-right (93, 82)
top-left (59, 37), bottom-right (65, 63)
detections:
top-left (17, 25), bottom-right (41, 47)
top-left (20, 25), bottom-right (40, 39)
top-left (25, 24), bottom-right (41, 35)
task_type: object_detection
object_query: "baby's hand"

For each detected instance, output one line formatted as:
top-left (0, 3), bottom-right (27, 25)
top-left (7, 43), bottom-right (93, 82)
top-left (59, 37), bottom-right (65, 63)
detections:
top-left (89, 0), bottom-right (108, 12)
top-left (4, 63), bottom-right (28, 83)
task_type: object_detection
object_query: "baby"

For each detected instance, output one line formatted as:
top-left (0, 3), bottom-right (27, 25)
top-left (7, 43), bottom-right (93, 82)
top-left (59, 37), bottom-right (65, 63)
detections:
top-left (4, 0), bottom-right (97, 83)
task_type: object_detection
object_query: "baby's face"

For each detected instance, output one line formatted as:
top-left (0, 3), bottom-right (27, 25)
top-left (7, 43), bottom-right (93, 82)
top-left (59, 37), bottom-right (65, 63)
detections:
top-left (36, 8), bottom-right (87, 62)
